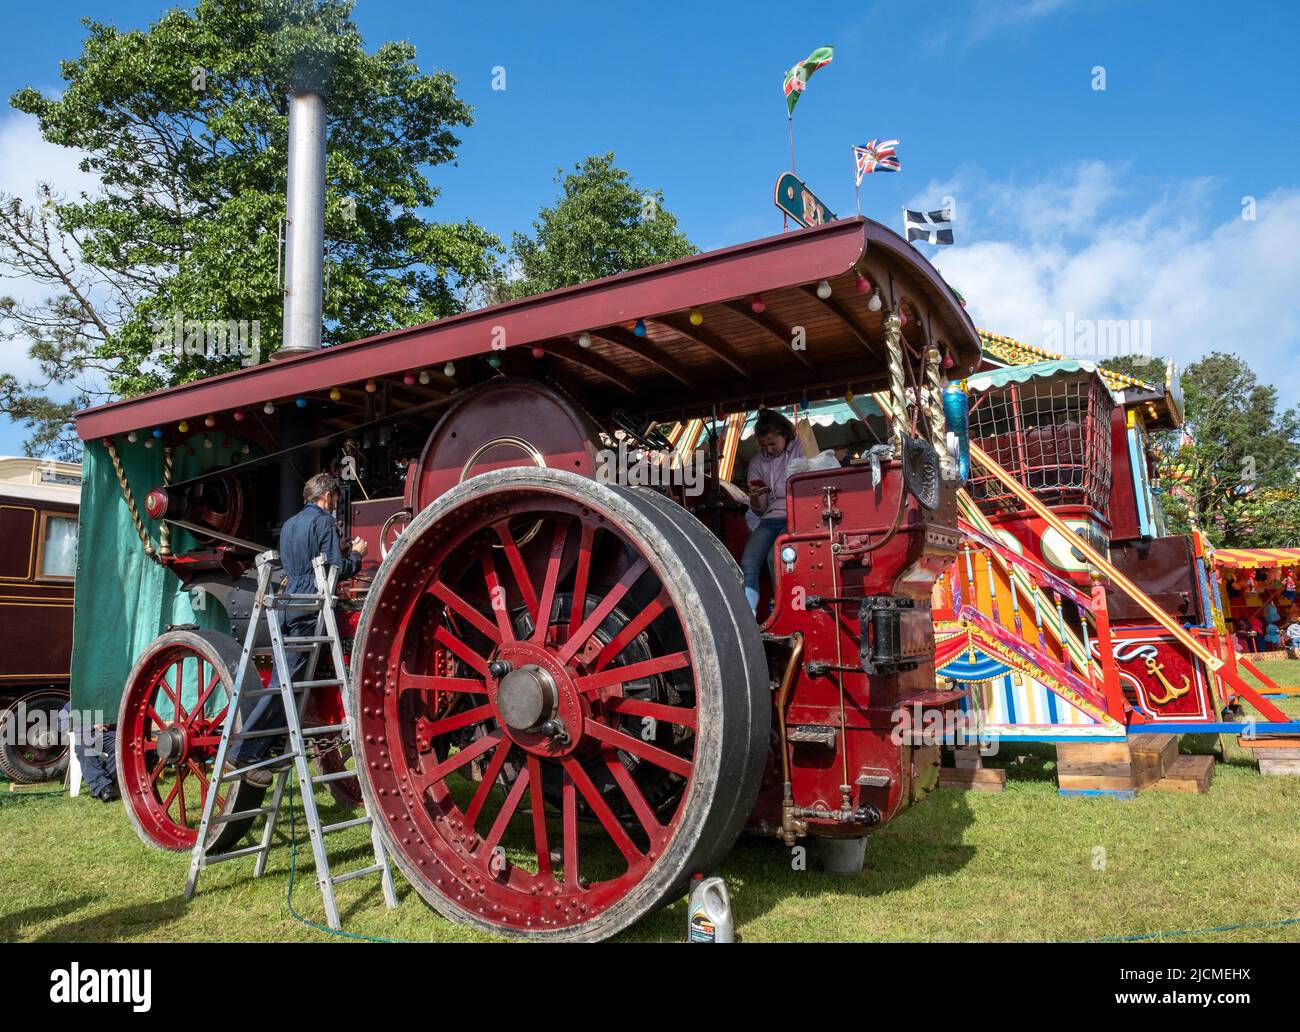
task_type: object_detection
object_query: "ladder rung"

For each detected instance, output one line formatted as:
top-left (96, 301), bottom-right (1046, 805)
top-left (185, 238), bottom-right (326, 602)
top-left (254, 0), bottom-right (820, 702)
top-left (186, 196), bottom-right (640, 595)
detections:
top-left (250, 645), bottom-right (325, 656)
top-left (295, 678), bottom-right (344, 689)
top-left (331, 863), bottom-right (385, 885)
top-left (202, 842), bottom-right (271, 864)
top-left (267, 592), bottom-right (330, 601)
top-left (217, 753), bottom-right (299, 781)
top-left (284, 635), bottom-right (333, 644)
top-left (302, 723), bottom-right (348, 736)
top-left (310, 768), bottom-right (359, 785)
top-left (239, 684), bottom-right (310, 699)
top-left (228, 727), bottom-right (293, 741)
top-left (320, 816), bottom-right (371, 835)
top-left (208, 805), bottom-right (275, 825)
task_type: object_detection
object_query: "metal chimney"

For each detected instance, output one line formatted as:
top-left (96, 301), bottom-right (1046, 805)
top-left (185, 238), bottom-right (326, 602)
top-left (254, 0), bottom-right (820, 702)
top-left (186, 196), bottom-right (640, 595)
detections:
top-left (275, 89), bottom-right (327, 358)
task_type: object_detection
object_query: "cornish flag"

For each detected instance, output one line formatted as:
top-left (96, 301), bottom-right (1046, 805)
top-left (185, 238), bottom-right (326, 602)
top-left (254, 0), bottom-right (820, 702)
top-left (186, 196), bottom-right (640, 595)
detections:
top-left (903, 207), bottom-right (954, 245)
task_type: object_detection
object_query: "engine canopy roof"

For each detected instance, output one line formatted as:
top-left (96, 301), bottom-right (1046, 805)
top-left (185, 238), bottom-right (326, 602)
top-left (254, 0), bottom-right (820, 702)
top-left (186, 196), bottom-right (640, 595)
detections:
top-left (75, 216), bottom-right (980, 440)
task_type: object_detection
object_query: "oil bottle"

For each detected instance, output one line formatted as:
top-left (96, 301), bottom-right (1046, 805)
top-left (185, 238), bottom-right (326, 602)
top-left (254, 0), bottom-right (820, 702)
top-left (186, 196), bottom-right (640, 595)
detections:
top-left (687, 874), bottom-right (733, 942)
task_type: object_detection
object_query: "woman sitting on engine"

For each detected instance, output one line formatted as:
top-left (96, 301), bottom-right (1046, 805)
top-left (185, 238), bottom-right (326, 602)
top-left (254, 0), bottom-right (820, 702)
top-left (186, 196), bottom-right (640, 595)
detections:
top-left (740, 409), bottom-right (804, 613)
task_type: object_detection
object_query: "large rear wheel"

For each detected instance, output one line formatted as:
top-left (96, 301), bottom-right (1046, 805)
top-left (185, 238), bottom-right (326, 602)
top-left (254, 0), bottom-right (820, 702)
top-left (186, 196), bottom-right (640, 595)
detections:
top-left (351, 468), bottom-right (769, 940)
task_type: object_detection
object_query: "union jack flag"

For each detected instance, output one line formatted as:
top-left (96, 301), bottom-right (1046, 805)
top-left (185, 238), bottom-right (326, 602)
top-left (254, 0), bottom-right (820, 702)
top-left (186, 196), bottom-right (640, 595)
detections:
top-left (853, 139), bottom-right (900, 185)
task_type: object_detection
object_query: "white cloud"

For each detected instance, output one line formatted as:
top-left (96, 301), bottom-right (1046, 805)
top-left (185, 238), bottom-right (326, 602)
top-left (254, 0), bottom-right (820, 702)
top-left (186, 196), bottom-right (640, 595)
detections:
top-left (0, 111), bottom-right (98, 207)
top-left (0, 111), bottom-right (101, 399)
top-left (930, 165), bottom-right (1300, 406)
top-left (930, 0), bottom-right (1086, 49)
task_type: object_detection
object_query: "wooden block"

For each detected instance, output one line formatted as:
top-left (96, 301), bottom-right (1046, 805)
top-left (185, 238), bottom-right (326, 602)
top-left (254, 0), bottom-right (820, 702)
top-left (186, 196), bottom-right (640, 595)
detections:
top-left (1149, 754), bottom-right (1215, 794)
top-left (1057, 740), bottom-right (1131, 766)
top-left (1050, 753), bottom-right (1133, 769)
top-left (1129, 734), bottom-right (1179, 786)
top-left (952, 746), bottom-right (983, 770)
top-left (1258, 757), bottom-right (1300, 776)
top-left (938, 767), bottom-right (1006, 793)
top-left (1058, 773), bottom-right (1136, 792)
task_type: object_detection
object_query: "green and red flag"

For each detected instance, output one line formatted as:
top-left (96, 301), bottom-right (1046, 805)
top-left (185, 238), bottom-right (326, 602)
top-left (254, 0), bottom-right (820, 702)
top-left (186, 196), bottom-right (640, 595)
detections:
top-left (783, 46), bottom-right (834, 115)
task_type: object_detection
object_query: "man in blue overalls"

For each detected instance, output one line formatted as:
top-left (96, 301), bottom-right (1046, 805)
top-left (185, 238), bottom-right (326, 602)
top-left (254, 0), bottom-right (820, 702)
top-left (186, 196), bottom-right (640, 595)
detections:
top-left (232, 472), bottom-right (367, 787)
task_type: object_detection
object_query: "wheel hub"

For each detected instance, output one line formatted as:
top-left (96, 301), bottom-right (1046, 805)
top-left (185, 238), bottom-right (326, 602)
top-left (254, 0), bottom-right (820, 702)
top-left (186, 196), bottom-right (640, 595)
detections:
top-left (30, 727), bottom-right (60, 750)
top-left (153, 725), bottom-right (187, 764)
top-left (497, 665), bottom-right (558, 732)
top-left (487, 642), bottom-right (586, 756)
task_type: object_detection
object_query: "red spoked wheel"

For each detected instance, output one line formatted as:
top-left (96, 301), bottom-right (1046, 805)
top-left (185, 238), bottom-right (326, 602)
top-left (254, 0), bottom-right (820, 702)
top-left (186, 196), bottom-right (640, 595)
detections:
top-left (116, 629), bottom-right (266, 852)
top-left (352, 468), bottom-right (769, 941)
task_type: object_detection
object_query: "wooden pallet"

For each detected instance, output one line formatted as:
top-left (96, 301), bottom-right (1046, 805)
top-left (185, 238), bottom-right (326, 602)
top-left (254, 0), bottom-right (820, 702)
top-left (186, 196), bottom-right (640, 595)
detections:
top-left (1236, 736), bottom-right (1300, 776)
top-left (1149, 754), bottom-right (1216, 794)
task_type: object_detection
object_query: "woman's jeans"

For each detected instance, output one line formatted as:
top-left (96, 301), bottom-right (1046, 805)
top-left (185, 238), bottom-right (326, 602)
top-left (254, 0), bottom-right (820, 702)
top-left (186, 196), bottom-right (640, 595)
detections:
top-left (741, 517), bottom-right (787, 612)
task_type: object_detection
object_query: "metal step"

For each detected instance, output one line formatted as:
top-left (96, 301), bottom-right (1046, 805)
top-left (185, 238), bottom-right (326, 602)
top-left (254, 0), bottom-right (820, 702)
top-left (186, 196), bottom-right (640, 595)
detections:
top-left (201, 841), bottom-right (271, 865)
top-left (320, 815), bottom-right (372, 835)
top-left (228, 727), bottom-right (293, 741)
top-left (215, 753), bottom-right (298, 782)
top-left (208, 805), bottom-right (276, 826)
top-left (301, 722), bottom-right (348, 737)
top-left (331, 863), bottom-right (385, 885)
top-left (239, 684), bottom-right (310, 699)
top-left (310, 768), bottom-right (358, 785)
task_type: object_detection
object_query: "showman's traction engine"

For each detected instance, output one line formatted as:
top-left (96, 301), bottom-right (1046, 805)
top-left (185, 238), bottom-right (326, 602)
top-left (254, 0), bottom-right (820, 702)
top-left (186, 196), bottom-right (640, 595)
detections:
top-left (73, 89), bottom-right (983, 941)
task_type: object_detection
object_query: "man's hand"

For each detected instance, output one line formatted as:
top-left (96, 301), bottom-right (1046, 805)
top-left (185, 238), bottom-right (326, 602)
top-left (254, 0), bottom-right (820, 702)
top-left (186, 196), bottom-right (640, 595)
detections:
top-left (350, 536), bottom-right (369, 558)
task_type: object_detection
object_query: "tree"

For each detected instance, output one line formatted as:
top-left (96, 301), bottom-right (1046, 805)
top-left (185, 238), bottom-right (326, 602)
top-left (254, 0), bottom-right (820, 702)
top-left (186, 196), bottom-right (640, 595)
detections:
top-left (1102, 354), bottom-right (1168, 383)
top-left (1156, 352), bottom-right (1300, 546)
top-left (506, 153), bottom-right (695, 298)
top-left (0, 0), bottom-right (501, 457)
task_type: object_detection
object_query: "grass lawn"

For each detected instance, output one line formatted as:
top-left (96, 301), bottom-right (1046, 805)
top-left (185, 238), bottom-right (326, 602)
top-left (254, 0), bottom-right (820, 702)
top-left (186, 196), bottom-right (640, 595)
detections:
top-left (3, 663), bottom-right (1298, 944)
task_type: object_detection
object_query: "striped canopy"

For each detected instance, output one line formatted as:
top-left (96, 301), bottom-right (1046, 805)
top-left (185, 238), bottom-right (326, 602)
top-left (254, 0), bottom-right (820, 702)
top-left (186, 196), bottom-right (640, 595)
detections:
top-left (1214, 547), bottom-right (1300, 569)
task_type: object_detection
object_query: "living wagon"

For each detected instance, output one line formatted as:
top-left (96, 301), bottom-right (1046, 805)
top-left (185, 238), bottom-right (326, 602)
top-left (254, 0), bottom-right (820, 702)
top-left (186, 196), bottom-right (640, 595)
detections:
top-left (0, 456), bottom-right (80, 783)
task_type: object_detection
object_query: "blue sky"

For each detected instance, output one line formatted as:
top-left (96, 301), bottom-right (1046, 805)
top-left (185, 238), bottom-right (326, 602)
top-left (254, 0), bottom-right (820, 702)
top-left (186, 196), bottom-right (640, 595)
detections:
top-left (2, 0), bottom-right (1299, 456)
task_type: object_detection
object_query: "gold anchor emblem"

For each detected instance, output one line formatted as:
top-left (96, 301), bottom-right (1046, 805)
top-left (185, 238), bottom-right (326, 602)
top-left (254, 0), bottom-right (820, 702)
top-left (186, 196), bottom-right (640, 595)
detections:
top-left (1143, 655), bottom-right (1191, 705)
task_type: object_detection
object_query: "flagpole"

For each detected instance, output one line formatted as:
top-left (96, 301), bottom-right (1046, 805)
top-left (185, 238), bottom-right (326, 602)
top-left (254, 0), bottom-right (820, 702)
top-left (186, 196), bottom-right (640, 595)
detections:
top-left (788, 115), bottom-right (796, 174)
top-left (853, 149), bottom-right (861, 215)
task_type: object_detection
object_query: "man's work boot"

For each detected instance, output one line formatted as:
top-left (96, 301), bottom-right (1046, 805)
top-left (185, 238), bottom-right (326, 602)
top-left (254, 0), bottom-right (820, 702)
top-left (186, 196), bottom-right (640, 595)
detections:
top-left (238, 753), bottom-right (292, 790)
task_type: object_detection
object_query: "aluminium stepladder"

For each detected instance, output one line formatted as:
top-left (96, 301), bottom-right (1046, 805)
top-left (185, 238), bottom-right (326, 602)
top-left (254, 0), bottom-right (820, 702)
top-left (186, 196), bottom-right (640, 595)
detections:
top-left (185, 549), bottom-right (398, 929)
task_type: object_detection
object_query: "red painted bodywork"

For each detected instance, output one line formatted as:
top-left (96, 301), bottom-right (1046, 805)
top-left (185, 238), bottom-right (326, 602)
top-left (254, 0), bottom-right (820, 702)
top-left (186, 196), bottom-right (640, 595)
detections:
top-left (753, 463), bottom-right (962, 832)
top-left (406, 380), bottom-right (600, 513)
